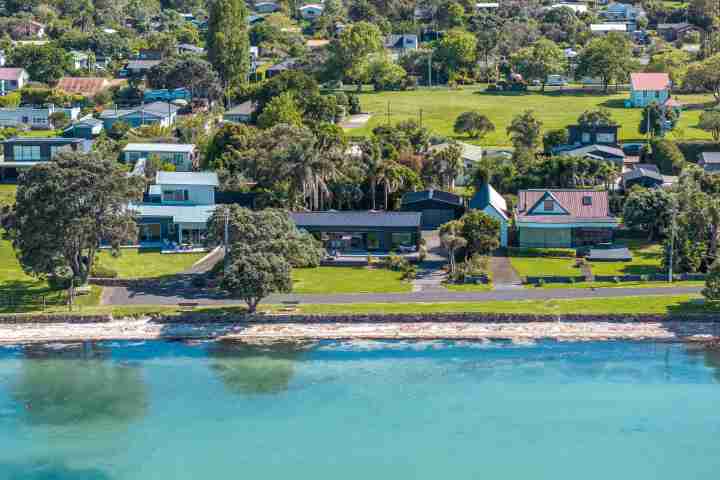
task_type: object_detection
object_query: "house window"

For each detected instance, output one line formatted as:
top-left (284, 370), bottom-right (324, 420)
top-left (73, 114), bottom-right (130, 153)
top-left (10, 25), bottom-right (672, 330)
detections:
top-left (543, 200), bottom-right (554, 211)
top-left (391, 232), bottom-right (414, 249)
top-left (596, 133), bottom-right (615, 144)
top-left (581, 132), bottom-right (591, 143)
top-left (163, 189), bottom-right (189, 202)
top-left (582, 196), bottom-right (592, 206)
top-left (173, 153), bottom-right (185, 165)
top-left (127, 152), bottom-right (141, 163)
top-left (140, 224), bottom-right (162, 242)
top-left (13, 145), bottom-right (41, 161)
top-left (366, 232), bottom-right (381, 250)
top-left (50, 145), bottom-right (71, 159)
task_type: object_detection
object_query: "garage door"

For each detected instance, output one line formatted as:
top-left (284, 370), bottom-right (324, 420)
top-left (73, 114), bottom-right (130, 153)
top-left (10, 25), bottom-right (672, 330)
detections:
top-left (421, 209), bottom-right (455, 229)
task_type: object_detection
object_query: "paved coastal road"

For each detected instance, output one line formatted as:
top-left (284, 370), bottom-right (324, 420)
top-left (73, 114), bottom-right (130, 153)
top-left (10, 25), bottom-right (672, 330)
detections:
top-left (102, 284), bottom-right (703, 306)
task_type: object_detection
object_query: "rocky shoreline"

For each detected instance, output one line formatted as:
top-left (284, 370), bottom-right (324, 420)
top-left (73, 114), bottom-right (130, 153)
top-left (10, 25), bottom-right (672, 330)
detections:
top-left (1, 317), bottom-right (719, 345)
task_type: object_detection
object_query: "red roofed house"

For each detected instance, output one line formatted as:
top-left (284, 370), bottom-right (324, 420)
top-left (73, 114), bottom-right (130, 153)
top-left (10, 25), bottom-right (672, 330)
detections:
top-left (516, 189), bottom-right (619, 248)
top-left (0, 68), bottom-right (29, 95)
top-left (628, 73), bottom-right (671, 108)
top-left (56, 77), bottom-right (113, 97)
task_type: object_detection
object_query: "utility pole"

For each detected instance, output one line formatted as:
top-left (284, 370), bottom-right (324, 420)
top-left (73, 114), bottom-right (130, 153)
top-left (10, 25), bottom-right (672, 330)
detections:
top-left (668, 201), bottom-right (677, 283)
top-left (223, 210), bottom-right (230, 274)
top-left (427, 50), bottom-right (432, 88)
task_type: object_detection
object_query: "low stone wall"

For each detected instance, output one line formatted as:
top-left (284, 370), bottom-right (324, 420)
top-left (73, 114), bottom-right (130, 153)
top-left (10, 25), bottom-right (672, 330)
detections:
top-left (153, 312), bottom-right (720, 324)
top-left (0, 314), bottom-right (112, 324)
top-left (89, 277), bottom-right (172, 288)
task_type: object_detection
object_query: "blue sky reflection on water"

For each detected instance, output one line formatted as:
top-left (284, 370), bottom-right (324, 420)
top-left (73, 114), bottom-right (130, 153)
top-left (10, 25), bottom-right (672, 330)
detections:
top-left (0, 339), bottom-right (719, 480)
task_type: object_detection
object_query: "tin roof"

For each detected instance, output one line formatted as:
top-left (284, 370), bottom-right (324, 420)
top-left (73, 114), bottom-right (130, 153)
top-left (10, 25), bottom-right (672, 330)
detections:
top-left (291, 211), bottom-right (421, 229)
top-left (401, 189), bottom-right (462, 207)
top-left (156, 171), bottom-right (218, 187)
top-left (631, 73), bottom-right (671, 91)
top-left (129, 203), bottom-right (216, 223)
top-left (517, 189), bottom-right (617, 225)
top-left (0, 68), bottom-right (27, 81)
top-left (123, 143), bottom-right (195, 153)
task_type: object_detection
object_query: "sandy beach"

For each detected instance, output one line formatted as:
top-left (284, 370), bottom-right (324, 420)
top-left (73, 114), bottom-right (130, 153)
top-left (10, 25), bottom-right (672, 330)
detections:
top-left (0, 317), bottom-right (719, 345)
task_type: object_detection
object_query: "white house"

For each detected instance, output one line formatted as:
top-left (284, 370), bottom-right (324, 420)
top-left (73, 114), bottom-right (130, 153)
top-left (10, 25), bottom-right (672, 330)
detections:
top-left (0, 104), bottom-right (80, 129)
top-left (122, 143), bottom-right (197, 171)
top-left (469, 183), bottom-right (510, 248)
top-left (299, 4), bottom-right (324, 19)
top-left (0, 68), bottom-right (29, 95)
top-left (590, 23), bottom-right (628, 34)
top-left (131, 171), bottom-right (219, 247)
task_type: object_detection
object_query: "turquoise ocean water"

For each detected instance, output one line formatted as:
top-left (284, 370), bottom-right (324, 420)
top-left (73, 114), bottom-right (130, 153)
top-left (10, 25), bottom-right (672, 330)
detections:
top-left (0, 340), bottom-right (719, 479)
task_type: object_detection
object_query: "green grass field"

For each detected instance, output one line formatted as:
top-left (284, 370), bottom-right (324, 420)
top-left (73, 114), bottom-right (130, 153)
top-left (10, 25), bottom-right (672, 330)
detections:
top-left (510, 257), bottom-right (581, 278)
top-left (292, 266), bottom-right (412, 294)
top-left (48, 293), bottom-right (711, 317)
top-left (353, 86), bottom-right (715, 145)
top-left (589, 241), bottom-right (664, 277)
top-left (96, 249), bottom-right (206, 279)
top-left (289, 295), bottom-right (710, 315)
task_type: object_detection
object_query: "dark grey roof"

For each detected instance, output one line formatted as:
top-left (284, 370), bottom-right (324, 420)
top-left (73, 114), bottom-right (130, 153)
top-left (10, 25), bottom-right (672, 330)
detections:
top-left (267, 58), bottom-right (298, 72)
top-left (700, 152), bottom-right (720, 164)
top-left (178, 43), bottom-right (204, 53)
top-left (563, 144), bottom-right (625, 158)
top-left (622, 168), bottom-right (663, 183)
top-left (135, 101), bottom-right (180, 117)
top-left (4, 136), bottom-right (84, 144)
top-left (385, 34), bottom-right (418, 49)
top-left (225, 101), bottom-right (256, 116)
top-left (291, 211), bottom-right (421, 229)
top-left (401, 189), bottom-right (462, 207)
top-left (634, 163), bottom-right (659, 173)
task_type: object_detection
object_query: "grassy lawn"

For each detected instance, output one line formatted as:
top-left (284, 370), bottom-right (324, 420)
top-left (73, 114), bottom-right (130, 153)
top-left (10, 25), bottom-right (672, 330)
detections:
top-left (445, 283), bottom-right (493, 292)
top-left (589, 240), bottom-right (664, 277)
top-left (292, 266), bottom-right (412, 294)
top-left (50, 293), bottom-right (711, 317)
top-left (96, 249), bottom-right (206, 279)
top-left (0, 235), bottom-right (103, 313)
top-left (538, 281), bottom-right (704, 290)
top-left (18, 129), bottom-right (60, 138)
top-left (510, 257), bottom-right (581, 277)
top-left (0, 184), bottom-right (16, 207)
top-left (287, 295), bottom-right (711, 315)
top-left (353, 86), bottom-right (715, 145)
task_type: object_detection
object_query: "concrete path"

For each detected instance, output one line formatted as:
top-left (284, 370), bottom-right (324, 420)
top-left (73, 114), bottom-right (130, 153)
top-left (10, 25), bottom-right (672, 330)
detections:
top-left (183, 247), bottom-right (223, 275)
top-left (339, 113), bottom-right (372, 129)
top-left (102, 284), bottom-right (703, 307)
top-left (489, 256), bottom-right (523, 290)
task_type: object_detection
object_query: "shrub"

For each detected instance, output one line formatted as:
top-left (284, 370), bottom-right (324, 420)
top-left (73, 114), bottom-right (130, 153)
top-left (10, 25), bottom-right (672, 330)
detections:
top-left (536, 278), bottom-right (545, 287)
top-left (348, 94), bottom-right (361, 114)
top-left (90, 264), bottom-right (118, 278)
top-left (702, 262), bottom-right (720, 300)
top-left (402, 265), bottom-right (417, 281)
top-left (383, 254), bottom-right (410, 272)
top-left (508, 247), bottom-right (576, 258)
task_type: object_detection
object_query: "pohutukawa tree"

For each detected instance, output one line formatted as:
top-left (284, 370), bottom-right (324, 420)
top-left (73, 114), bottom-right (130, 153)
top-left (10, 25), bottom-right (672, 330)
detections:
top-left (3, 152), bottom-right (143, 303)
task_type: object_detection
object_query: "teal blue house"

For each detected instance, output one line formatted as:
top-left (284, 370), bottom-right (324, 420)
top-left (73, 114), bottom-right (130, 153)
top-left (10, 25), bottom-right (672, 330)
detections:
top-left (628, 73), bottom-right (671, 108)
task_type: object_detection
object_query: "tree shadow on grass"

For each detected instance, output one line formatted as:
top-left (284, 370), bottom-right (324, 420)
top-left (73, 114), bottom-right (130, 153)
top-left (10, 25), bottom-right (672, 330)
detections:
top-left (0, 280), bottom-right (64, 313)
top-left (598, 98), bottom-right (628, 109)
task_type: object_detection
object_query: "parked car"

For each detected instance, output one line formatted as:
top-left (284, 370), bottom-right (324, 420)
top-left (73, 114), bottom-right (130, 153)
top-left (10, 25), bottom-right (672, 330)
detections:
top-left (547, 75), bottom-right (568, 86)
top-left (622, 143), bottom-right (645, 156)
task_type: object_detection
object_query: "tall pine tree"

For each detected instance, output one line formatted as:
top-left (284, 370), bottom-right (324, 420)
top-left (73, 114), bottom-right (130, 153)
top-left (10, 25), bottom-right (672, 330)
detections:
top-left (207, 0), bottom-right (250, 89)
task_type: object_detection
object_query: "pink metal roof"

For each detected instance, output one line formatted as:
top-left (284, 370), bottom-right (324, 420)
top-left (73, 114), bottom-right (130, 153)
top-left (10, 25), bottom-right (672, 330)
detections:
top-left (0, 68), bottom-right (26, 81)
top-left (517, 190), bottom-right (616, 224)
top-left (631, 73), bottom-right (670, 91)
top-left (57, 77), bottom-right (110, 96)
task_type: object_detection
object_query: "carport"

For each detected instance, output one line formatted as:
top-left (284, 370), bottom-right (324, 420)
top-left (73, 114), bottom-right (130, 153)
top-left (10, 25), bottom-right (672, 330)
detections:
top-left (400, 190), bottom-right (464, 230)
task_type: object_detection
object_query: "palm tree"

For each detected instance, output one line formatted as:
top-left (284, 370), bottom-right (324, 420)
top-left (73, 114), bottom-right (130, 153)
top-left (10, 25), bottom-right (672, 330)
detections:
top-left (439, 220), bottom-right (466, 274)
top-left (360, 139), bottom-right (384, 210)
top-left (376, 161), bottom-right (407, 210)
